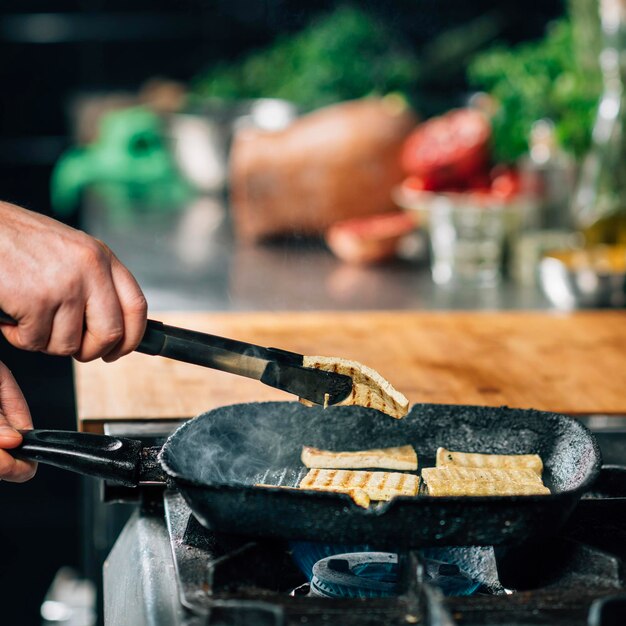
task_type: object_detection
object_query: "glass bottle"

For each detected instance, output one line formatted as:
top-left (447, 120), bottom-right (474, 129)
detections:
top-left (573, 0), bottom-right (626, 244)
top-left (522, 120), bottom-right (576, 230)
top-left (511, 120), bottom-right (579, 285)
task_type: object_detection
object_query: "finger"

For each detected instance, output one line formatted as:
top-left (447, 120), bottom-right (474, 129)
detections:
top-left (74, 275), bottom-right (124, 362)
top-left (0, 418), bottom-right (36, 482)
top-left (44, 300), bottom-right (86, 357)
top-left (0, 363), bottom-right (37, 482)
top-left (101, 255), bottom-right (147, 362)
top-left (0, 449), bottom-right (37, 482)
top-left (0, 308), bottom-right (55, 353)
top-left (0, 416), bottom-right (22, 448)
top-left (0, 362), bottom-right (33, 432)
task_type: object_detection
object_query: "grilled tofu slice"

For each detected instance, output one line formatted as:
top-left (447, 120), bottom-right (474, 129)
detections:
top-left (301, 445), bottom-right (418, 471)
top-left (425, 481), bottom-right (550, 496)
top-left (299, 468), bottom-right (419, 501)
top-left (300, 356), bottom-right (409, 419)
top-left (436, 447), bottom-right (543, 475)
top-left (423, 466), bottom-right (550, 497)
top-left (421, 467), bottom-right (544, 486)
top-left (255, 482), bottom-right (370, 508)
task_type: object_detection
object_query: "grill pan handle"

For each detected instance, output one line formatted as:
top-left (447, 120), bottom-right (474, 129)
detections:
top-left (12, 430), bottom-right (143, 487)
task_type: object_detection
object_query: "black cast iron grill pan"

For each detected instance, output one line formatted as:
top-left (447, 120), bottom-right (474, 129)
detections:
top-left (11, 402), bottom-right (601, 549)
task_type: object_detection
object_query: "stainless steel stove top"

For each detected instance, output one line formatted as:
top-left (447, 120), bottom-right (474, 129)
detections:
top-left (101, 418), bottom-right (626, 626)
top-left (103, 483), bottom-right (626, 626)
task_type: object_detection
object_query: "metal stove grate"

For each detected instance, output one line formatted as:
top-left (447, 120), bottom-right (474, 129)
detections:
top-left (156, 486), bottom-right (626, 626)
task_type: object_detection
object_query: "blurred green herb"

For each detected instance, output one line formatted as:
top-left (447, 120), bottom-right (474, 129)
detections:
top-left (468, 18), bottom-right (602, 162)
top-left (191, 7), bottom-right (419, 110)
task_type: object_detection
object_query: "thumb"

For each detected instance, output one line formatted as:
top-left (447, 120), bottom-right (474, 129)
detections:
top-left (0, 362), bottom-right (32, 448)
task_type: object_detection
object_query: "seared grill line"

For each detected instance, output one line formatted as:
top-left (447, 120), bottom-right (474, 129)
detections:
top-left (349, 366), bottom-right (356, 402)
top-left (300, 356), bottom-right (409, 418)
top-left (299, 468), bottom-right (420, 501)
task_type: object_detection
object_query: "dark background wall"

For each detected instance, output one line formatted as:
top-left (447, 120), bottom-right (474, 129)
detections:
top-left (0, 0), bottom-right (565, 214)
top-left (0, 343), bottom-right (78, 626)
top-left (0, 2), bottom-right (565, 625)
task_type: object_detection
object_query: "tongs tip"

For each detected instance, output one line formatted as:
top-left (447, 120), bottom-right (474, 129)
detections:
top-left (261, 362), bottom-right (353, 406)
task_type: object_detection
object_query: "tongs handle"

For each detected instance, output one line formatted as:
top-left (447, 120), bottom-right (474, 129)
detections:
top-left (135, 320), bottom-right (353, 405)
top-left (0, 311), bottom-right (302, 366)
top-left (137, 319), bottom-right (303, 366)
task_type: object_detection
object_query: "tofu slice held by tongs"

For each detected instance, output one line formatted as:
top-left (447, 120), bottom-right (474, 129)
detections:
top-left (299, 355), bottom-right (409, 419)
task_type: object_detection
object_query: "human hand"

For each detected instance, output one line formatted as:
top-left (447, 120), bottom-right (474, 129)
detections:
top-left (0, 202), bottom-right (147, 361)
top-left (0, 362), bottom-right (36, 482)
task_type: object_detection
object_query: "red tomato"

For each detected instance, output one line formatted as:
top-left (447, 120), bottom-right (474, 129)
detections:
top-left (401, 109), bottom-right (491, 188)
top-left (491, 169), bottom-right (520, 200)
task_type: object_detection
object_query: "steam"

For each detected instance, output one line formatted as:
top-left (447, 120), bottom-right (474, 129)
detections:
top-left (160, 401), bottom-right (599, 495)
top-left (160, 401), bottom-right (411, 487)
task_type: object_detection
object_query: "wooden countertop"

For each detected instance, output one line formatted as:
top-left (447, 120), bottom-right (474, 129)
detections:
top-left (74, 310), bottom-right (626, 431)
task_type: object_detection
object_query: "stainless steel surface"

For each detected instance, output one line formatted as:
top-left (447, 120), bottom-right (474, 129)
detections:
top-left (104, 509), bottom-right (192, 626)
top-left (104, 492), bottom-right (296, 626)
top-left (163, 491), bottom-right (214, 615)
top-left (539, 256), bottom-right (626, 309)
top-left (81, 194), bottom-right (551, 312)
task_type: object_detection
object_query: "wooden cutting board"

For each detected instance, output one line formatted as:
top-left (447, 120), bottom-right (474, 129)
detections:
top-left (75, 310), bottom-right (626, 432)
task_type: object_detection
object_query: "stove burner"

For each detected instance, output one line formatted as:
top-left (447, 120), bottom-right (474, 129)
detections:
top-left (291, 542), bottom-right (485, 597)
top-left (308, 551), bottom-right (482, 599)
top-left (310, 552), bottom-right (398, 598)
top-left (422, 556), bottom-right (481, 597)
top-left (288, 541), bottom-right (372, 580)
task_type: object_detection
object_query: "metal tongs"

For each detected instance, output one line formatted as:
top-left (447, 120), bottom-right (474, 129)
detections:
top-left (0, 311), bottom-right (353, 406)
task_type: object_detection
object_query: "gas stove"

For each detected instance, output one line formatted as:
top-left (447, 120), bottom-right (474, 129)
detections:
top-left (100, 419), bottom-right (626, 626)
